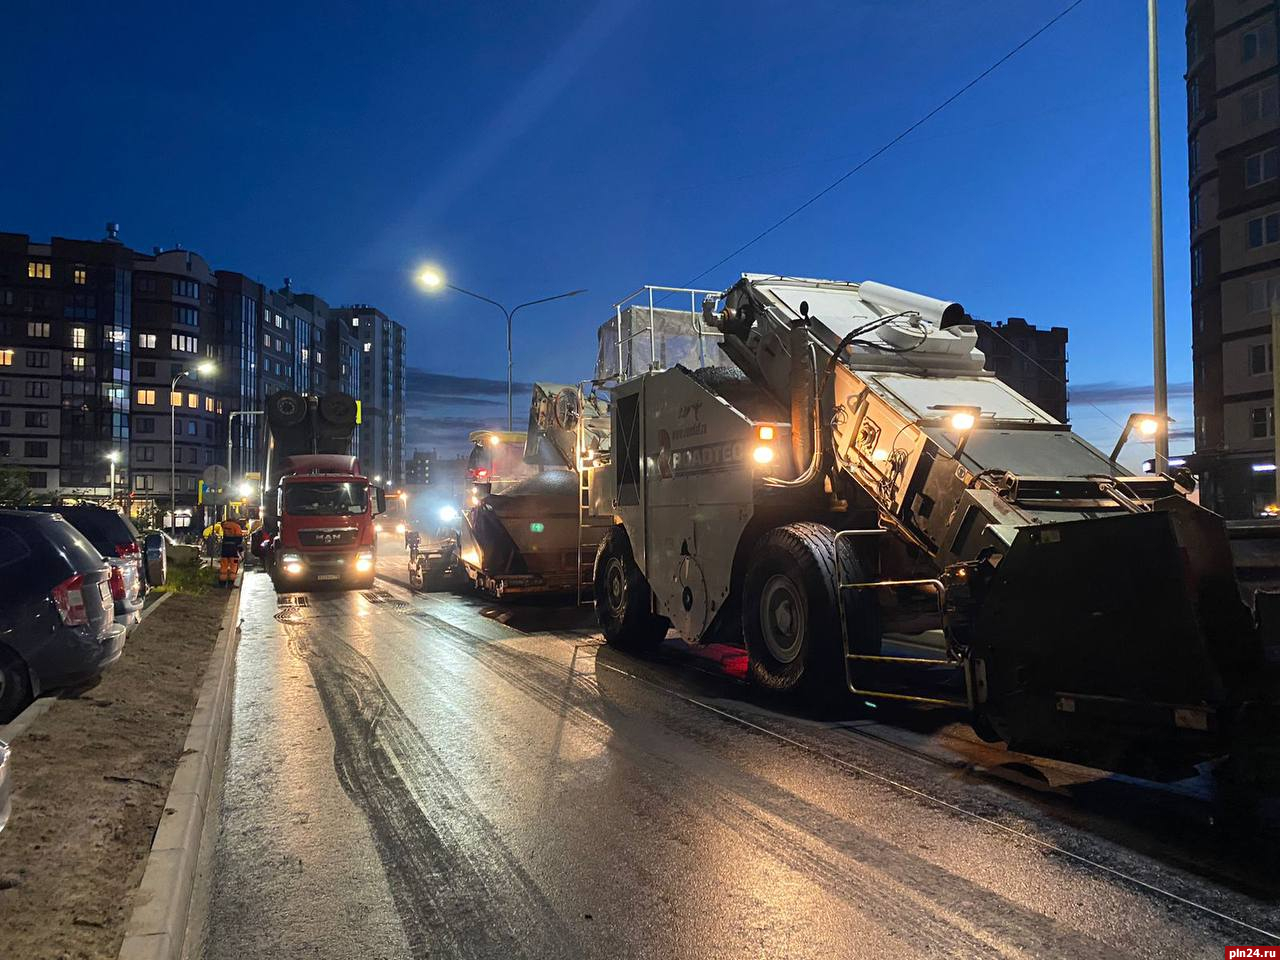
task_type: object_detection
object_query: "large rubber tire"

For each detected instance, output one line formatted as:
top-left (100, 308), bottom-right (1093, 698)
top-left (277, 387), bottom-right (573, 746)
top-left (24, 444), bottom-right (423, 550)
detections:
top-left (594, 525), bottom-right (669, 651)
top-left (0, 647), bottom-right (33, 724)
top-left (742, 522), bottom-right (879, 700)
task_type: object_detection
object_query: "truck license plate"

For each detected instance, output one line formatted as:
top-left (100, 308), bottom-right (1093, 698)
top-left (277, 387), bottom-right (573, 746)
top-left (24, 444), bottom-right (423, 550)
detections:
top-left (317, 574), bottom-right (339, 581)
top-left (99, 581), bottom-right (112, 605)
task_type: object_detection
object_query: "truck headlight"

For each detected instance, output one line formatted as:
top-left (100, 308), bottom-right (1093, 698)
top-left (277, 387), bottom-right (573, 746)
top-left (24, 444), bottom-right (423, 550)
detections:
top-left (752, 445), bottom-right (774, 464)
top-left (281, 552), bottom-right (302, 564)
top-left (355, 552), bottom-right (374, 573)
top-left (438, 505), bottom-right (458, 523)
top-left (395, 523), bottom-right (407, 535)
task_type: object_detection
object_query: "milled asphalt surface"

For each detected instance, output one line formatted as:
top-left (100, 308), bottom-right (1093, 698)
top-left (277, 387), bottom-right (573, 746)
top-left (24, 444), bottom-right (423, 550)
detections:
top-left (197, 551), bottom-right (1280, 959)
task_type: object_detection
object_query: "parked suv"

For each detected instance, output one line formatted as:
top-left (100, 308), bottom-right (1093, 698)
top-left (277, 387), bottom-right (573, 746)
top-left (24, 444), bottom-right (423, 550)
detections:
top-left (25, 504), bottom-right (147, 627)
top-left (0, 510), bottom-right (127, 722)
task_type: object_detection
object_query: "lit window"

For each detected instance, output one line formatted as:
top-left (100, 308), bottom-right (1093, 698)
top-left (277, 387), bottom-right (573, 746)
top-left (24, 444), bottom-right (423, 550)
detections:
top-left (139, 333), bottom-right (157, 349)
top-left (0, 349), bottom-right (12, 366)
top-left (73, 266), bottom-right (86, 285)
top-left (71, 355), bottom-right (85, 372)
top-left (205, 397), bottom-right (214, 412)
top-left (171, 391), bottom-right (182, 406)
top-left (263, 333), bottom-right (271, 348)
top-left (136, 389), bottom-right (156, 405)
top-left (27, 261), bottom-right (51, 279)
top-left (188, 393), bottom-right (198, 409)
top-left (363, 342), bottom-right (371, 353)
top-left (27, 322), bottom-right (50, 337)
top-left (71, 327), bottom-right (86, 349)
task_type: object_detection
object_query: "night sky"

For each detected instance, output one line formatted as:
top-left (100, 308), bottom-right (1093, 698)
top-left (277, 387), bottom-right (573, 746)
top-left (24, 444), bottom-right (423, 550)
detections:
top-left (0, 1), bottom-right (1192, 463)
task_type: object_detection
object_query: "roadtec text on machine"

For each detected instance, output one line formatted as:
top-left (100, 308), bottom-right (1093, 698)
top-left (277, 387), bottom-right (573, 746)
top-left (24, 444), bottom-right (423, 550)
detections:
top-left (587, 275), bottom-right (1280, 786)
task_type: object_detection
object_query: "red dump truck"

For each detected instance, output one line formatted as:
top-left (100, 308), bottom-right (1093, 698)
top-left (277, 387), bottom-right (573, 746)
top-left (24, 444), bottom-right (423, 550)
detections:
top-left (260, 391), bottom-right (386, 591)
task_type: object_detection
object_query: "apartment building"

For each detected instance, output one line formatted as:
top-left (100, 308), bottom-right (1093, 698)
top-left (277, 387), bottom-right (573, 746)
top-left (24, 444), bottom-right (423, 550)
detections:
top-left (0, 224), bottom-right (407, 524)
top-left (1187, 0), bottom-right (1280, 516)
top-left (973, 317), bottom-right (1070, 421)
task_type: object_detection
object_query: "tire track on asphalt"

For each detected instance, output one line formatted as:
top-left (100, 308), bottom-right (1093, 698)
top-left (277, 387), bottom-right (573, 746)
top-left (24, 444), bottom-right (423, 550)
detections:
top-left (282, 618), bottom-right (577, 960)
top-left (409, 609), bottom-right (1121, 959)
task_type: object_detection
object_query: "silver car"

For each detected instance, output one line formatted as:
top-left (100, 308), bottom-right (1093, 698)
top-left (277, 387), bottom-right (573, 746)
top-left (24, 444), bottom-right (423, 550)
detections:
top-left (0, 740), bottom-right (10, 832)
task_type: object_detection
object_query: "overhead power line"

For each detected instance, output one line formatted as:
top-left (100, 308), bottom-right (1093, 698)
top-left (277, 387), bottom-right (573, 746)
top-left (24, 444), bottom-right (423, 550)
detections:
top-left (680, 0), bottom-right (1088, 289)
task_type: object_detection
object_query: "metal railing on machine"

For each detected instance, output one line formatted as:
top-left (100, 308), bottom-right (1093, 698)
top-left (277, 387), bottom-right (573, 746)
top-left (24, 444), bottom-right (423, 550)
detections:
top-left (603, 285), bottom-right (725, 384)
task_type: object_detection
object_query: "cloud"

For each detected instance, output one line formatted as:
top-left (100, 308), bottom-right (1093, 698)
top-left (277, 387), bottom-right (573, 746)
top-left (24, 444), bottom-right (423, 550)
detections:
top-left (403, 369), bottom-right (530, 457)
top-left (1069, 380), bottom-right (1194, 405)
top-left (406, 368), bottom-right (532, 399)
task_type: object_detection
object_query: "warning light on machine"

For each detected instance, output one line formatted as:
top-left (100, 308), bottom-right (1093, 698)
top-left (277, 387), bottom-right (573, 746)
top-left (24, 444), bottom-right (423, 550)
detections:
top-left (756, 425), bottom-right (775, 441)
top-left (752, 445), bottom-right (775, 465)
top-left (529, 522), bottom-right (545, 533)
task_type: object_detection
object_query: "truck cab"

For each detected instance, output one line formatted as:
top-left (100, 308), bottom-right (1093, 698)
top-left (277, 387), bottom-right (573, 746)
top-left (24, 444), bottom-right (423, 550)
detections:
top-left (270, 461), bottom-right (384, 590)
top-left (259, 391), bottom-right (384, 592)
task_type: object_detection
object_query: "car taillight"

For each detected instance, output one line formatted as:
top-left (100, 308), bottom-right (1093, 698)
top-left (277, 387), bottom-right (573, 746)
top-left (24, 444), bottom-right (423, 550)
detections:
top-left (108, 566), bottom-right (126, 601)
top-left (115, 541), bottom-right (140, 557)
top-left (51, 574), bottom-right (89, 626)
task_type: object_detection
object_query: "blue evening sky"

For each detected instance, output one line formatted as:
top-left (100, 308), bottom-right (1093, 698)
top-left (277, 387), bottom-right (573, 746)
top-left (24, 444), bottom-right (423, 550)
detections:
top-left (0, 0), bottom-right (1192, 461)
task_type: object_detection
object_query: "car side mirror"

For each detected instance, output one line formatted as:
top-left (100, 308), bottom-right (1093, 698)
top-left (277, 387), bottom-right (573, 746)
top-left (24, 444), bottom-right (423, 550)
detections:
top-left (375, 487), bottom-right (387, 515)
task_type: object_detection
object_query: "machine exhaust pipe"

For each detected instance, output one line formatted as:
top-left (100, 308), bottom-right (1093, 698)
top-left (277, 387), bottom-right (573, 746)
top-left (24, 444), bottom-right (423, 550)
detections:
top-left (790, 311), bottom-right (815, 475)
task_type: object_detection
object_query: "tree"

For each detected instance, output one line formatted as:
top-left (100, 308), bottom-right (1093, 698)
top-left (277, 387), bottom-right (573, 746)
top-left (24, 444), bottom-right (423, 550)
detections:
top-left (0, 466), bottom-right (30, 504)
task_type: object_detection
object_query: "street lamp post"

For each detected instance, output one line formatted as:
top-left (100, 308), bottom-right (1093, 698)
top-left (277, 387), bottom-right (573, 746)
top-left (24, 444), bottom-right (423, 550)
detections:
top-left (418, 269), bottom-right (585, 429)
top-left (106, 450), bottom-right (119, 504)
top-left (171, 362), bottom-right (216, 537)
top-left (1147, 0), bottom-right (1169, 476)
top-left (225, 412), bottom-right (262, 522)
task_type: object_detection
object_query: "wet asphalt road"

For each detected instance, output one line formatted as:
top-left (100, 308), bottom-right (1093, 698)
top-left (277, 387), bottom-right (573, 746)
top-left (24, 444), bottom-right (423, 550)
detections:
top-left (196, 552), bottom-right (1280, 959)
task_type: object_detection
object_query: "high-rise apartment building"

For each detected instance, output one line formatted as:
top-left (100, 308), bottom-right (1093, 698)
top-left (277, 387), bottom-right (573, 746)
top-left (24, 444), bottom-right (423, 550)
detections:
top-left (0, 226), bottom-right (134, 495)
top-left (0, 225), bottom-right (407, 525)
top-left (329, 304), bottom-right (407, 486)
top-left (1187, 0), bottom-right (1280, 517)
top-left (973, 317), bottom-right (1069, 421)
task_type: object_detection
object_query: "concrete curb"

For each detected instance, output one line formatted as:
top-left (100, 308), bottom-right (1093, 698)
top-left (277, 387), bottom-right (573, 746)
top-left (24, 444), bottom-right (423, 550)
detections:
top-left (118, 576), bottom-right (244, 960)
top-left (0, 696), bottom-right (58, 744)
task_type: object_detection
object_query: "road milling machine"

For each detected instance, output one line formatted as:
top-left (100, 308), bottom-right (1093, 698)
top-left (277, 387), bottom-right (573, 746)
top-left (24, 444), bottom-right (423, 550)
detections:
top-left (441, 384), bottom-right (614, 597)
top-left (587, 275), bottom-right (1280, 785)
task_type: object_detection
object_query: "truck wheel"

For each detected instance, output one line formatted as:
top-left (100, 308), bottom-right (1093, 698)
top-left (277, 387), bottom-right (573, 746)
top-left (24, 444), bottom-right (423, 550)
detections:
top-left (743, 523), bottom-right (878, 699)
top-left (594, 526), bottom-right (668, 651)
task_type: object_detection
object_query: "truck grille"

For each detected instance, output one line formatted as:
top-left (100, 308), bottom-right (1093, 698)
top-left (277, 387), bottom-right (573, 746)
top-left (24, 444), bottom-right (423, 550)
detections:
top-left (297, 528), bottom-right (358, 547)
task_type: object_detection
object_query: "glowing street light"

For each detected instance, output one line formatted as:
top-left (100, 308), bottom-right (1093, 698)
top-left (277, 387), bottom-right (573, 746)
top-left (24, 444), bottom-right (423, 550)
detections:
top-left (1110, 411), bottom-right (1171, 466)
top-left (415, 265), bottom-right (585, 429)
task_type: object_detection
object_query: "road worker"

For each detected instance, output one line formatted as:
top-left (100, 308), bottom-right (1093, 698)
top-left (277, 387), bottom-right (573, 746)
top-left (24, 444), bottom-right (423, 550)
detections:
top-left (219, 520), bottom-right (245, 587)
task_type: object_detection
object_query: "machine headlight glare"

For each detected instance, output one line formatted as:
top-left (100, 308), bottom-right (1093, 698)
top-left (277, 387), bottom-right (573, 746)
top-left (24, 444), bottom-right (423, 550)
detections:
top-left (284, 562), bottom-right (303, 575)
top-left (355, 552), bottom-right (374, 573)
top-left (950, 412), bottom-right (976, 432)
top-left (1137, 417), bottom-right (1159, 437)
top-left (752, 445), bottom-right (774, 464)
top-left (395, 523), bottom-right (407, 535)
top-left (757, 425), bottom-right (775, 441)
top-left (438, 505), bottom-right (459, 522)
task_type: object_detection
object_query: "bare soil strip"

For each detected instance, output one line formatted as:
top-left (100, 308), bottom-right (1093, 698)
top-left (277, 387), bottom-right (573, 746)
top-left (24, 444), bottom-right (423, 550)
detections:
top-left (0, 590), bottom-right (228, 960)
